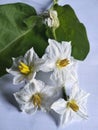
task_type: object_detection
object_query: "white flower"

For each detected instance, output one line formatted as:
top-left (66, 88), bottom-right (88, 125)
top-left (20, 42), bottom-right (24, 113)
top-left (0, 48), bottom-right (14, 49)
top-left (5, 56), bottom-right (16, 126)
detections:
top-left (14, 79), bottom-right (59, 114)
top-left (42, 39), bottom-right (78, 85)
top-left (6, 47), bottom-right (43, 85)
top-left (51, 84), bottom-right (90, 126)
top-left (45, 10), bottom-right (59, 29)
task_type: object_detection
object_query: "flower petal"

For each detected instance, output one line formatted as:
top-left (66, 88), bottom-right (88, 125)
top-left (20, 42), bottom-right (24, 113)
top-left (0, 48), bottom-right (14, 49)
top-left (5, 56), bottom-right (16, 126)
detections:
top-left (14, 82), bottom-right (37, 104)
top-left (6, 68), bottom-right (20, 76)
top-left (51, 98), bottom-right (66, 115)
top-left (77, 90), bottom-right (90, 104)
top-left (61, 41), bottom-right (71, 58)
top-left (70, 83), bottom-right (90, 103)
top-left (13, 74), bottom-right (25, 85)
top-left (69, 83), bottom-right (80, 99)
top-left (68, 83), bottom-right (90, 121)
top-left (51, 67), bottom-right (77, 86)
top-left (27, 71), bottom-right (36, 80)
top-left (35, 57), bottom-right (54, 72)
top-left (41, 86), bottom-right (61, 110)
top-left (6, 56), bottom-right (24, 76)
top-left (48, 39), bottom-right (62, 58)
top-left (32, 79), bottom-right (46, 92)
top-left (24, 47), bottom-right (39, 66)
top-left (60, 109), bottom-right (72, 126)
top-left (77, 108), bottom-right (88, 120)
top-left (40, 55), bottom-right (55, 72)
top-left (21, 102), bottom-right (37, 114)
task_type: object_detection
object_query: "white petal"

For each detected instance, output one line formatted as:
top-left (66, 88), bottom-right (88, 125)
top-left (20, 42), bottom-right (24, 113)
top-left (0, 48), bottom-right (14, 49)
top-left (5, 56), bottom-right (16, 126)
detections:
top-left (40, 56), bottom-right (55, 72)
top-left (24, 47), bottom-right (39, 66)
top-left (6, 57), bottom-right (24, 75)
top-left (36, 56), bottom-right (55, 72)
top-left (68, 84), bottom-right (90, 120)
top-left (51, 67), bottom-right (78, 86)
top-left (47, 39), bottom-right (62, 58)
top-left (14, 92), bottom-right (29, 105)
top-left (51, 98), bottom-right (66, 115)
top-left (13, 75), bottom-right (25, 85)
top-left (41, 86), bottom-right (57, 98)
top-left (40, 106), bottom-right (47, 112)
top-left (34, 58), bottom-right (45, 72)
top-left (41, 86), bottom-right (61, 110)
top-left (77, 90), bottom-right (90, 105)
top-left (66, 57), bottom-right (77, 72)
top-left (70, 83), bottom-right (80, 99)
top-left (61, 41), bottom-right (71, 57)
top-left (12, 56), bottom-right (24, 66)
top-left (24, 104), bottom-right (37, 114)
top-left (77, 90), bottom-right (90, 103)
top-left (51, 68), bottom-right (61, 81)
top-left (14, 82), bottom-right (37, 104)
top-left (27, 71), bottom-right (36, 80)
top-left (70, 83), bottom-right (90, 103)
top-left (27, 82), bottom-right (38, 94)
top-left (79, 97), bottom-right (88, 110)
top-left (21, 102), bottom-right (37, 114)
top-left (30, 79), bottom-right (46, 92)
top-left (77, 93), bottom-right (90, 117)
top-left (47, 40), bottom-right (72, 59)
top-left (6, 68), bottom-right (20, 76)
top-left (24, 107), bottom-right (37, 114)
top-left (60, 109), bottom-right (72, 126)
top-left (77, 108), bottom-right (88, 120)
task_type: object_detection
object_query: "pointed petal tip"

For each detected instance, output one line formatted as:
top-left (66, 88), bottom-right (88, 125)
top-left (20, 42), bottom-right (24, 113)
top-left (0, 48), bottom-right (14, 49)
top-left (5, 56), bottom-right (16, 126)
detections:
top-left (6, 68), bottom-right (9, 73)
top-left (48, 38), bottom-right (52, 44)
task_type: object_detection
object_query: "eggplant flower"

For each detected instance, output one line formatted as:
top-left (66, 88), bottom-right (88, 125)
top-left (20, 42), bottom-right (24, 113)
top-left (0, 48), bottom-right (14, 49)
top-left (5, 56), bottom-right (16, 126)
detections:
top-left (51, 84), bottom-right (90, 126)
top-left (14, 79), bottom-right (59, 114)
top-left (6, 47), bottom-right (43, 85)
top-left (45, 10), bottom-right (59, 29)
top-left (42, 39), bottom-right (78, 84)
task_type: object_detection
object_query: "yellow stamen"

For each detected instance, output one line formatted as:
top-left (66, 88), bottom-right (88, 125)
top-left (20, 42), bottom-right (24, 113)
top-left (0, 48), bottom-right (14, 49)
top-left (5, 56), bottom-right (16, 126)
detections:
top-left (67, 99), bottom-right (79, 112)
top-left (18, 62), bottom-right (30, 75)
top-left (56, 58), bottom-right (69, 69)
top-left (32, 93), bottom-right (42, 108)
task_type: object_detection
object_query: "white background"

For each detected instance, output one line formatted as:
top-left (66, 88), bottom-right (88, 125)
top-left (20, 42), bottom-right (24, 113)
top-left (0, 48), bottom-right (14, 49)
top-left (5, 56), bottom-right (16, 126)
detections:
top-left (0, 0), bottom-right (98, 130)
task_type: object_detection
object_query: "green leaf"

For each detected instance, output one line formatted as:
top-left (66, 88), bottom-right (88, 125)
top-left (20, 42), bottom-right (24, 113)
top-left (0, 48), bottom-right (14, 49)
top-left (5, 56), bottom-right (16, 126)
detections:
top-left (46, 4), bottom-right (90, 60)
top-left (0, 3), bottom-right (48, 77)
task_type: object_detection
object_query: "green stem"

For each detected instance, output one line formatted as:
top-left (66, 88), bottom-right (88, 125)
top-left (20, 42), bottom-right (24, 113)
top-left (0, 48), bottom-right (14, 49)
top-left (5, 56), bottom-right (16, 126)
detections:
top-left (49, 0), bottom-right (58, 10)
top-left (53, 0), bottom-right (58, 5)
top-left (52, 28), bottom-right (57, 40)
top-left (63, 86), bottom-right (68, 101)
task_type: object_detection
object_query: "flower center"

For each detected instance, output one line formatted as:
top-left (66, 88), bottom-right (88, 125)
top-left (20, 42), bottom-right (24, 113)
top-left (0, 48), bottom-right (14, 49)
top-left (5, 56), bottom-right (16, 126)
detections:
top-left (56, 58), bottom-right (69, 69)
top-left (67, 99), bottom-right (79, 112)
top-left (32, 93), bottom-right (42, 108)
top-left (18, 62), bottom-right (31, 75)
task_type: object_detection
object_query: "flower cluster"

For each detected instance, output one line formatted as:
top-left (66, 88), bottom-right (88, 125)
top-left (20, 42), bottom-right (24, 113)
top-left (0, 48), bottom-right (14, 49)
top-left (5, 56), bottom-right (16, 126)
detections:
top-left (7, 39), bottom-right (90, 126)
